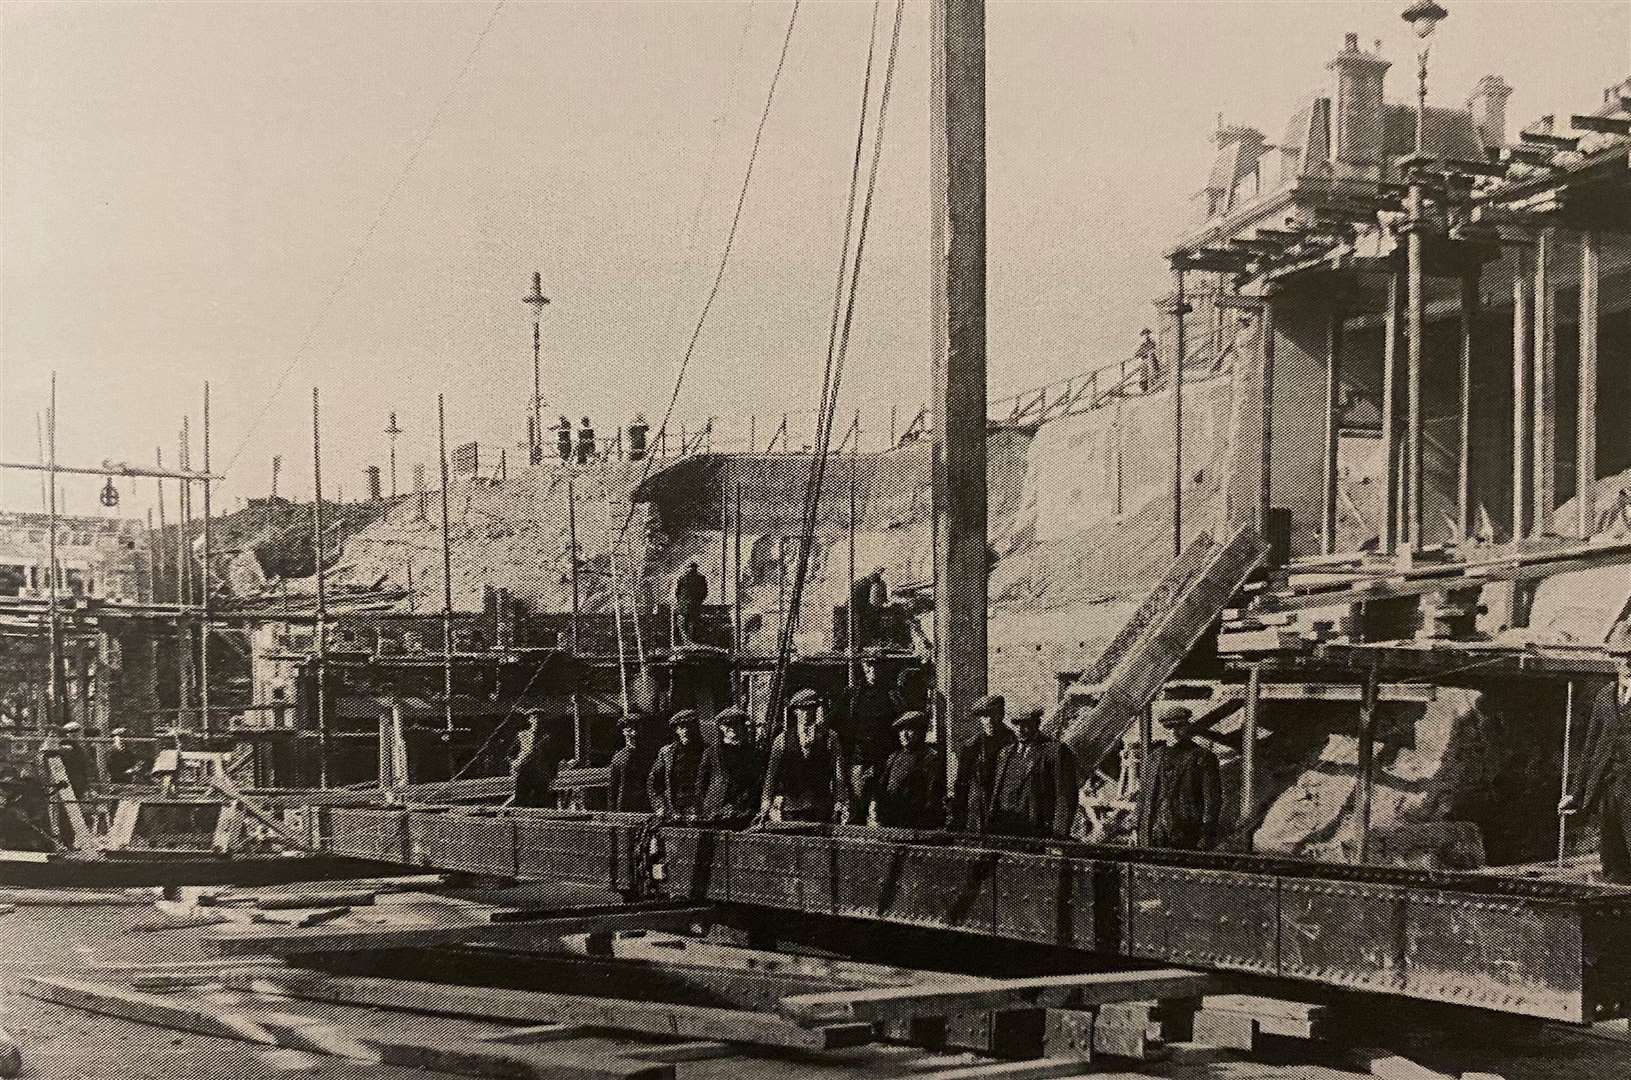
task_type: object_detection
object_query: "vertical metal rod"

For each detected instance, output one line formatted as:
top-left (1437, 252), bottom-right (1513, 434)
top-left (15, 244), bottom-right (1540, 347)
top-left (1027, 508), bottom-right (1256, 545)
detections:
top-left (1356, 663), bottom-right (1380, 864)
top-left (201, 383), bottom-right (212, 735)
top-left (1258, 297), bottom-right (1276, 536)
top-left (1406, 182), bottom-right (1425, 554)
top-left (1242, 662), bottom-right (1262, 841)
top-left (1512, 248), bottom-right (1531, 542)
top-left (566, 476), bottom-right (584, 765)
top-left (1533, 228), bottom-right (1555, 538)
top-left (1559, 681), bottom-right (1575, 866)
top-left (46, 373), bottom-right (60, 728)
top-left (35, 412), bottom-right (47, 513)
top-left (312, 389), bottom-right (329, 787)
top-left (1577, 231), bottom-right (1599, 540)
top-left (732, 482), bottom-right (743, 656)
top-left (437, 395), bottom-right (455, 741)
top-left (1381, 272), bottom-right (1400, 555)
top-left (1458, 271), bottom-right (1478, 542)
top-left (1172, 266), bottom-right (1186, 558)
top-left (1321, 304), bottom-right (1343, 555)
top-left (847, 428), bottom-right (859, 685)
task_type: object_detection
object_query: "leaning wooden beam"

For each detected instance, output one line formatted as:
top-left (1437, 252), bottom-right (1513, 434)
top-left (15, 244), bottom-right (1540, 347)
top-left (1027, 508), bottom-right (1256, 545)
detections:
top-left (19, 975), bottom-right (669, 1080)
top-left (219, 969), bottom-right (876, 1051)
top-left (780, 969), bottom-right (1215, 1025)
top-left (209, 903), bottom-right (711, 956)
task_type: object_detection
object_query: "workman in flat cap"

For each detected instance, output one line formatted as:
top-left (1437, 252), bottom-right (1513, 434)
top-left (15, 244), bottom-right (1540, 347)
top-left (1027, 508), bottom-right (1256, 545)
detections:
top-left (1560, 639), bottom-right (1631, 883)
top-left (760, 689), bottom-right (851, 824)
top-left (1136, 701), bottom-right (1222, 851)
top-left (697, 708), bottom-right (762, 822)
top-left (874, 710), bottom-right (945, 830)
top-left (607, 714), bottom-right (659, 813)
top-left (949, 693), bottom-right (1013, 832)
top-left (986, 706), bottom-right (1077, 838)
top-left (648, 709), bottom-right (707, 819)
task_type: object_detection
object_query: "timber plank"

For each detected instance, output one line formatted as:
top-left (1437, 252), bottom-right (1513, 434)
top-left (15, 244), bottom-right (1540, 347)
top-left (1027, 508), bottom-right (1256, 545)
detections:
top-left (19, 975), bottom-right (666, 1080)
top-left (208, 903), bottom-right (709, 955)
top-left (219, 969), bottom-right (876, 1051)
top-left (909, 1057), bottom-right (1097, 1080)
top-left (780, 969), bottom-right (1216, 1025)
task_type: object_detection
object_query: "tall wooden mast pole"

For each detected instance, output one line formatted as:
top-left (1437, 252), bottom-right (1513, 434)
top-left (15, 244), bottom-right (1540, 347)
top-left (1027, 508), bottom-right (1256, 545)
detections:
top-left (312, 389), bottom-right (329, 786)
top-left (201, 383), bottom-right (212, 735)
top-left (46, 373), bottom-right (61, 728)
top-left (931, 0), bottom-right (988, 757)
top-left (438, 396), bottom-right (456, 741)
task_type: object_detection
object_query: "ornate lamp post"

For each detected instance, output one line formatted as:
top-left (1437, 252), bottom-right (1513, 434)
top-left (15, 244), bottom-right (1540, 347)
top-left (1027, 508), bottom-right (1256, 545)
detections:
top-left (522, 271), bottom-right (550, 465)
top-left (1400, 0), bottom-right (1448, 555)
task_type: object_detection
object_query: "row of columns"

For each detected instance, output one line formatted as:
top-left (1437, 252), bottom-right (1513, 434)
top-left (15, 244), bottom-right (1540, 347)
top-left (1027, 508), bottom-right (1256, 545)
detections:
top-left (1320, 224), bottom-right (1603, 558)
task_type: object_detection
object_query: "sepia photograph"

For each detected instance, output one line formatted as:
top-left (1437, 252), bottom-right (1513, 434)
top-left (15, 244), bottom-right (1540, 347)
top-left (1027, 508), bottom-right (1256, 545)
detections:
top-left (1, 0), bottom-right (1630, 1076)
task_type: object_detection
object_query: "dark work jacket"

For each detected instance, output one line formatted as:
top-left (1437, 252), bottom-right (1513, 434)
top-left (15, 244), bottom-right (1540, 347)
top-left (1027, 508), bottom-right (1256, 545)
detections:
top-left (106, 747), bottom-right (141, 784)
top-left (949, 729), bottom-right (1013, 832)
top-left (1571, 681), bottom-right (1631, 813)
top-left (844, 682), bottom-right (898, 767)
top-left (55, 745), bottom-right (90, 796)
top-left (512, 749), bottom-right (561, 808)
top-left (762, 730), bottom-right (851, 823)
top-left (986, 736), bottom-right (1078, 838)
top-left (876, 745), bottom-right (945, 829)
top-left (608, 743), bottom-right (658, 813)
top-left (647, 740), bottom-right (706, 817)
top-left (1137, 739), bottom-right (1222, 850)
top-left (697, 742), bottom-right (763, 820)
top-left (675, 570), bottom-right (707, 612)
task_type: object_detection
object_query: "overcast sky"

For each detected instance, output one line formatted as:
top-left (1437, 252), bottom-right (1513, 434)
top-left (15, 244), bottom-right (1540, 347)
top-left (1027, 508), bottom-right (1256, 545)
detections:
top-left (3, 0), bottom-right (1626, 516)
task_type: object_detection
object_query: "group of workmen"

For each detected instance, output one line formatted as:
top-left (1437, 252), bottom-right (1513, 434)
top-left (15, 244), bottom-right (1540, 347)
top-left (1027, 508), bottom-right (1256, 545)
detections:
top-left (515, 656), bottom-right (1222, 847)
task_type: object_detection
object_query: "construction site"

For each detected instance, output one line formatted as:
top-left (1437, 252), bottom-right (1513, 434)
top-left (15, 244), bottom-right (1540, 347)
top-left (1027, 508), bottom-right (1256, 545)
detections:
top-left (2, 1), bottom-right (1630, 1078)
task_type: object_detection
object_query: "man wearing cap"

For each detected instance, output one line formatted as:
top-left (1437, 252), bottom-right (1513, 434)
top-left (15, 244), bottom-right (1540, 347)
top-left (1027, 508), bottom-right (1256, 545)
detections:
top-left (105, 728), bottom-right (140, 785)
top-left (698, 708), bottom-right (762, 821)
top-left (875, 711), bottom-right (944, 829)
top-left (674, 563), bottom-right (708, 646)
top-left (1136, 702), bottom-right (1222, 851)
top-left (512, 712), bottom-right (566, 809)
top-left (761, 689), bottom-right (852, 824)
top-left (1560, 647), bottom-right (1631, 883)
top-left (986, 707), bottom-right (1078, 839)
top-left (607, 715), bottom-right (658, 813)
top-left (648, 709), bottom-right (707, 819)
top-left (842, 654), bottom-right (897, 823)
top-left (949, 694), bottom-right (1012, 832)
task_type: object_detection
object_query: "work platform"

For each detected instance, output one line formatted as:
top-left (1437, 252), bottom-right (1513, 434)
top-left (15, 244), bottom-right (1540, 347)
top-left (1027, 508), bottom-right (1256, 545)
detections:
top-left (312, 806), bottom-right (1631, 1024)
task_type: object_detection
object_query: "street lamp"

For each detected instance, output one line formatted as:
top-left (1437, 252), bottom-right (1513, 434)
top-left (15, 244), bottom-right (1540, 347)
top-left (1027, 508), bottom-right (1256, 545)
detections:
top-left (522, 271), bottom-right (550, 465)
top-left (1399, 1), bottom-right (1448, 557)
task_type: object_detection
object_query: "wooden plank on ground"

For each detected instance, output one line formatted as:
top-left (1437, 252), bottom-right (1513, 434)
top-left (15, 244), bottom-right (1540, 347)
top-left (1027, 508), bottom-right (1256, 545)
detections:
top-left (208, 903), bottom-right (710, 956)
top-left (219, 969), bottom-right (875, 1051)
top-left (19, 975), bottom-right (668, 1080)
top-left (909, 1057), bottom-right (1097, 1080)
top-left (472, 1023), bottom-right (585, 1045)
top-left (617, 1040), bottom-right (737, 1062)
top-left (780, 969), bottom-right (1216, 1025)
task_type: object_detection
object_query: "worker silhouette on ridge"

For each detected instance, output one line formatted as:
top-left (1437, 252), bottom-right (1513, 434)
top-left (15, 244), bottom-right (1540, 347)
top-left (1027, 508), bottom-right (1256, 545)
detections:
top-left (576, 418), bottom-right (595, 464)
top-left (674, 562), bottom-right (708, 646)
top-left (556, 416), bottom-right (573, 462)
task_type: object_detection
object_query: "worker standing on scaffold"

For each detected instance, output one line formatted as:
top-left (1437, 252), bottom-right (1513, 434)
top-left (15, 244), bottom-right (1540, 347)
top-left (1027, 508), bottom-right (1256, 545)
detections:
top-left (1560, 637), bottom-right (1631, 884)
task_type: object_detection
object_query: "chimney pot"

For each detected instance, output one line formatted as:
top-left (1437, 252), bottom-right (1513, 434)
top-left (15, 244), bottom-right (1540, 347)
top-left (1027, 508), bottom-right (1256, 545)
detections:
top-left (1344, 32), bottom-right (1359, 51)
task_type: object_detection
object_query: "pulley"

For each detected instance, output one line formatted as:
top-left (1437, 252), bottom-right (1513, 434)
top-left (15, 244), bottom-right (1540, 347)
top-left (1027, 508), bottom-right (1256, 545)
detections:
top-left (99, 477), bottom-right (120, 508)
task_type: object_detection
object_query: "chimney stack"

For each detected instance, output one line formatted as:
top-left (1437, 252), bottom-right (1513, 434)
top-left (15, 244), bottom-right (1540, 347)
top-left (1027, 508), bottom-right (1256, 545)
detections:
top-left (365, 465), bottom-right (383, 502)
top-left (1466, 75), bottom-right (1514, 152)
top-left (1328, 32), bottom-right (1391, 166)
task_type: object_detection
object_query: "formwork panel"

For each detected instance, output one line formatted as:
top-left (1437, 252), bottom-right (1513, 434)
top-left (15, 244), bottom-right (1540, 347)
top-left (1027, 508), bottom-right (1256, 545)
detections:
top-left (1404, 889), bottom-right (1585, 1021)
top-left (514, 816), bottom-right (622, 889)
top-left (324, 808), bottom-right (407, 864)
top-left (1126, 864), bottom-right (1278, 974)
top-left (407, 812), bottom-right (517, 877)
top-left (1278, 878), bottom-right (1407, 992)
